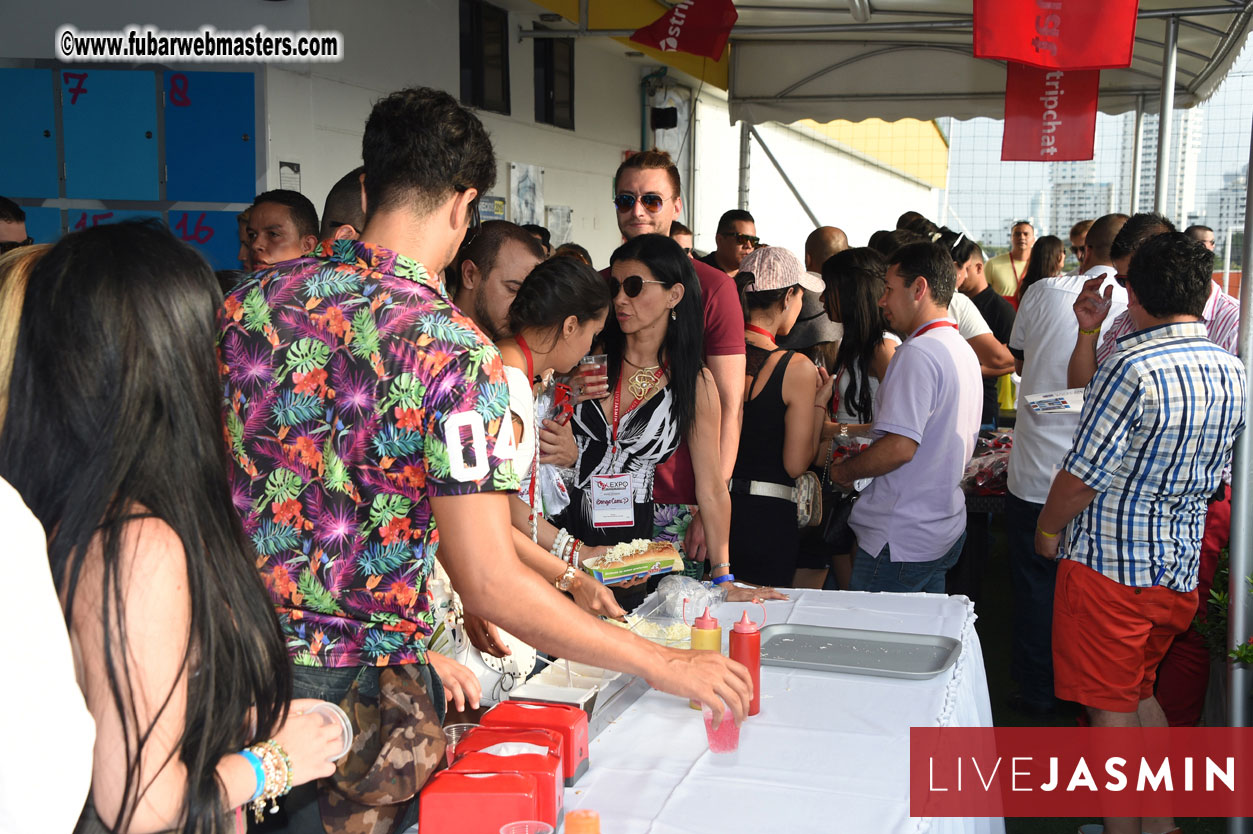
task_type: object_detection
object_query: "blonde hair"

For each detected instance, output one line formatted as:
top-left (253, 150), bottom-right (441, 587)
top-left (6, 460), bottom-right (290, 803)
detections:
top-left (0, 244), bottom-right (49, 432)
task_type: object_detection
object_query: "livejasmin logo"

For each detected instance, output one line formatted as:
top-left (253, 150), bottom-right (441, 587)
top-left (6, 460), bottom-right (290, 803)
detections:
top-left (659, 0), bottom-right (695, 51)
top-left (928, 755), bottom-right (1236, 794)
top-left (1033, 0), bottom-right (1062, 58)
top-left (1038, 69), bottom-right (1066, 157)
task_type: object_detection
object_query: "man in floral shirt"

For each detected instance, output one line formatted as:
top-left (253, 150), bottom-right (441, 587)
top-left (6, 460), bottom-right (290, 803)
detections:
top-left (220, 87), bottom-right (752, 831)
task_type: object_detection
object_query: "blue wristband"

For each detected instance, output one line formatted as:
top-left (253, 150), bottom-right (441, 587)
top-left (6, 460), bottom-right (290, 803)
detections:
top-left (240, 749), bottom-right (265, 803)
top-left (711, 573), bottom-right (736, 586)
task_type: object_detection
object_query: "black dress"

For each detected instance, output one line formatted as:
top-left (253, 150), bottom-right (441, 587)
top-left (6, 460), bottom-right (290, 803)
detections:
top-left (730, 346), bottom-right (800, 586)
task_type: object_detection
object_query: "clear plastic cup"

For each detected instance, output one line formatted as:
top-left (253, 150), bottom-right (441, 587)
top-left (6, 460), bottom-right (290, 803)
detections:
top-left (443, 722), bottom-right (478, 766)
top-left (499, 822), bottom-right (554, 834)
top-left (701, 704), bottom-right (741, 765)
top-left (306, 702), bottom-right (353, 761)
top-left (576, 354), bottom-right (609, 399)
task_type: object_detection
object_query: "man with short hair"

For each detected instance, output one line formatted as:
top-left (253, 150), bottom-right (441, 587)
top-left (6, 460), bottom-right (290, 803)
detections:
top-left (1004, 212), bottom-right (1128, 716)
top-left (952, 237), bottom-right (1014, 429)
top-left (219, 89), bottom-right (751, 833)
top-left (0, 197), bottom-right (31, 253)
top-left (830, 242), bottom-right (982, 593)
top-left (777, 225), bottom-right (846, 351)
top-left (670, 220), bottom-right (695, 257)
top-left (447, 220), bottom-right (546, 341)
top-left (1186, 223), bottom-right (1216, 251)
top-left (247, 188), bottom-right (320, 268)
top-left (1035, 233), bottom-right (1246, 834)
top-left (320, 166), bottom-right (366, 241)
top-left (1068, 218), bottom-right (1094, 268)
top-left (984, 220), bottom-right (1035, 299)
top-left (521, 223), bottom-right (553, 257)
top-left (699, 209), bottom-right (758, 278)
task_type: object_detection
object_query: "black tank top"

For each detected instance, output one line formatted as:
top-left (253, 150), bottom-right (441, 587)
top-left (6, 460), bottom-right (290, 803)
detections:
top-left (733, 345), bottom-right (794, 488)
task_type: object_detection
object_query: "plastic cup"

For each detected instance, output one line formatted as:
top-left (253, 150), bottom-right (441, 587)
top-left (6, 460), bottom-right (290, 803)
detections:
top-left (701, 705), bottom-right (740, 763)
top-left (306, 702), bottom-right (353, 762)
top-left (499, 823), bottom-right (554, 834)
top-left (576, 354), bottom-right (609, 399)
top-left (443, 722), bottom-right (478, 766)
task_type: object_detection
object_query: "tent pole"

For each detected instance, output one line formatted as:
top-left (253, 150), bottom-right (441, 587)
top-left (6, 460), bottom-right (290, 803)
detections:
top-left (747, 125), bottom-right (820, 227)
top-left (1226, 105), bottom-right (1253, 834)
top-left (738, 121), bottom-right (751, 211)
top-left (1154, 17), bottom-right (1178, 215)
top-left (1130, 95), bottom-right (1145, 214)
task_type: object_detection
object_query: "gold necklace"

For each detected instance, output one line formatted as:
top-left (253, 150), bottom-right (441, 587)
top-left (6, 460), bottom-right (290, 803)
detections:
top-left (623, 356), bottom-right (663, 400)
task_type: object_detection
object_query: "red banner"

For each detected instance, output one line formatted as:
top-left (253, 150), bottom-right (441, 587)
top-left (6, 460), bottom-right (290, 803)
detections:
top-left (911, 727), bottom-right (1253, 818)
top-left (629, 0), bottom-right (738, 61)
top-left (974, 0), bottom-right (1139, 71)
top-left (1001, 63), bottom-right (1099, 162)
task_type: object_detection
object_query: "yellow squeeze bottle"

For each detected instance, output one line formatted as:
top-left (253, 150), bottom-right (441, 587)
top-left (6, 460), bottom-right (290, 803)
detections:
top-left (689, 607), bottom-right (722, 709)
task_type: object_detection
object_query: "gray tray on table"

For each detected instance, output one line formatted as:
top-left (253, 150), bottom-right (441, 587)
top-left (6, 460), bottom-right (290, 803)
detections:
top-left (759, 623), bottom-right (961, 680)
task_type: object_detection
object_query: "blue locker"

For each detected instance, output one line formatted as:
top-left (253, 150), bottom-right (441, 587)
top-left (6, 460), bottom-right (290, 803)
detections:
top-left (170, 210), bottom-right (243, 272)
top-left (61, 70), bottom-right (159, 200)
top-left (0, 69), bottom-right (59, 199)
top-left (164, 72), bottom-right (257, 203)
top-left (66, 209), bottom-right (164, 232)
top-left (22, 207), bottom-right (63, 244)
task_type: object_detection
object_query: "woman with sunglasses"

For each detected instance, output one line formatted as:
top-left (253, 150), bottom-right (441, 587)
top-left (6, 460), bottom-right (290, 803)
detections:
top-left (1016, 235), bottom-right (1066, 305)
top-left (554, 234), bottom-right (780, 600)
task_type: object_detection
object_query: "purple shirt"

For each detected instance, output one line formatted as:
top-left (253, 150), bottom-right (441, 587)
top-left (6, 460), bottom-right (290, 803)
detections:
top-left (849, 319), bottom-right (982, 562)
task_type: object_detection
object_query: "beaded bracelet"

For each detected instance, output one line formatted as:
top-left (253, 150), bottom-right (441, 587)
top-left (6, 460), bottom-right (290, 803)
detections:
top-left (570, 540), bottom-right (583, 568)
top-left (246, 739), bottom-right (294, 822)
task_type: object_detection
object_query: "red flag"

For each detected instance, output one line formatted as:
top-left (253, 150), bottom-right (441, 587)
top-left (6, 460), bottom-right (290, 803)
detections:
top-left (1001, 63), bottom-right (1099, 161)
top-left (629, 0), bottom-right (738, 61)
top-left (974, 0), bottom-right (1139, 70)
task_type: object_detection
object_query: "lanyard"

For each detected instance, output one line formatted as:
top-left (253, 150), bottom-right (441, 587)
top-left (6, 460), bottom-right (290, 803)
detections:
top-left (514, 333), bottom-right (536, 382)
top-left (611, 363), bottom-right (667, 452)
top-left (745, 324), bottom-right (777, 346)
top-left (911, 319), bottom-right (959, 340)
top-left (1010, 255), bottom-right (1026, 282)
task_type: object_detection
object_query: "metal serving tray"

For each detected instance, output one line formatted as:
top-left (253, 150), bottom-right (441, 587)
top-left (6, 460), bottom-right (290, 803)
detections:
top-left (759, 623), bottom-right (961, 680)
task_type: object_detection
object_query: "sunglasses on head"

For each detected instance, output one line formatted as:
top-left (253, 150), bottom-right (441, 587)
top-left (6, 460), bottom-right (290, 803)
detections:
top-left (721, 231), bottom-right (760, 247)
top-left (610, 274), bottom-right (666, 298)
top-left (0, 237), bottom-right (34, 255)
top-left (613, 193), bottom-right (667, 214)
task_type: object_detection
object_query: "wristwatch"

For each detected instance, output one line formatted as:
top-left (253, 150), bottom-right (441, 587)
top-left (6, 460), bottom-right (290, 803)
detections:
top-left (555, 564), bottom-right (578, 591)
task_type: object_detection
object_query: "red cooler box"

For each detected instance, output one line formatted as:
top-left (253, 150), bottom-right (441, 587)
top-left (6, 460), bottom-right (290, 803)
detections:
top-left (451, 728), bottom-right (564, 827)
top-left (482, 701), bottom-right (590, 786)
top-left (419, 770), bottom-right (541, 834)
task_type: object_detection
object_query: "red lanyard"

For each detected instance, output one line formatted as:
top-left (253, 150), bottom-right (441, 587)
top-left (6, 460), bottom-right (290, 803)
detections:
top-left (1011, 255), bottom-right (1025, 282)
top-left (611, 363), bottom-right (667, 452)
top-left (745, 324), bottom-right (776, 346)
top-left (514, 333), bottom-right (536, 382)
top-left (911, 320), bottom-right (959, 340)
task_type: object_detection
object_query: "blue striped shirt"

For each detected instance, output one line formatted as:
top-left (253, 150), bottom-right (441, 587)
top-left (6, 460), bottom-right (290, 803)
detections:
top-left (1061, 321), bottom-right (1247, 591)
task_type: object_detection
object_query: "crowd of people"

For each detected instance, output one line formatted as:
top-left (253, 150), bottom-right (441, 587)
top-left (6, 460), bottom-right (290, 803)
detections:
top-left (0, 83), bottom-right (1244, 834)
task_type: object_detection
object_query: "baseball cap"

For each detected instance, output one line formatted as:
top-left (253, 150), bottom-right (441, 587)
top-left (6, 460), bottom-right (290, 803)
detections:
top-left (738, 246), bottom-right (824, 294)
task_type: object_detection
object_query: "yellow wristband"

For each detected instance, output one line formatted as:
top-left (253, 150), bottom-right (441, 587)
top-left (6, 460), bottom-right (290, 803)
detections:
top-left (1078, 327), bottom-right (1101, 336)
top-left (1036, 525), bottom-right (1059, 538)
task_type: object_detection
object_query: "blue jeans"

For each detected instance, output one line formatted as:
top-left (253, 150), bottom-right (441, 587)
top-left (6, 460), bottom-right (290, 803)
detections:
top-left (262, 663), bottom-right (445, 834)
top-left (849, 532), bottom-right (966, 593)
top-left (1005, 492), bottom-right (1060, 709)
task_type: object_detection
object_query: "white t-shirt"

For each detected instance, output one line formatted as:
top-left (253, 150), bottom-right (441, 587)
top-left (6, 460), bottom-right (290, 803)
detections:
top-left (0, 477), bottom-right (95, 833)
top-left (947, 291), bottom-right (992, 340)
top-left (1007, 266), bottom-right (1127, 503)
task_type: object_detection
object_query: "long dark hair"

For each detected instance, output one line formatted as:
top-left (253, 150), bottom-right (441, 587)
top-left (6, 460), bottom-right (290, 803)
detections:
top-left (605, 234), bottom-right (704, 438)
top-left (508, 253), bottom-right (612, 338)
top-left (821, 247), bottom-right (889, 423)
top-left (0, 221), bottom-right (290, 833)
top-left (1019, 234), bottom-right (1064, 301)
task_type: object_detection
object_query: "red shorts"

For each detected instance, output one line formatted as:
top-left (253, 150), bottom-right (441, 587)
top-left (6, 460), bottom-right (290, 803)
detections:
top-left (1052, 559), bottom-right (1198, 713)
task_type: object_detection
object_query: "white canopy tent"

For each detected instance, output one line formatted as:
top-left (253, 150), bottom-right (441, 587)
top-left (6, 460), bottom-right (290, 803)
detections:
top-left (528, 2), bottom-right (1253, 787)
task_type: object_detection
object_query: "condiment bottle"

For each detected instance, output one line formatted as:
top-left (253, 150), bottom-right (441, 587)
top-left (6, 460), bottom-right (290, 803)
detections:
top-left (688, 607), bottom-right (722, 709)
top-left (564, 809), bottom-right (601, 834)
top-left (729, 606), bottom-right (765, 716)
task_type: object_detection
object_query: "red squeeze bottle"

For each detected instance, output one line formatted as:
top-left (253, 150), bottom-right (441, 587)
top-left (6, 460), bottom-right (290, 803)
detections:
top-left (729, 606), bottom-right (765, 717)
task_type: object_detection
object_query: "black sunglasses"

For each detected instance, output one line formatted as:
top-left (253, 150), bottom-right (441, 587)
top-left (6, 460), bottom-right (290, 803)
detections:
top-left (1071, 245), bottom-right (1085, 256)
top-left (720, 231), bottom-right (760, 247)
top-left (613, 193), bottom-right (666, 214)
top-left (610, 274), bottom-right (666, 298)
top-left (454, 185), bottom-right (481, 247)
top-left (0, 237), bottom-right (34, 255)
top-left (1114, 273), bottom-right (1128, 287)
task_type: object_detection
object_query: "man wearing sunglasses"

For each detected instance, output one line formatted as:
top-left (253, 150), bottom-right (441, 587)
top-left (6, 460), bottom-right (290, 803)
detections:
top-left (1067, 218), bottom-right (1094, 270)
top-left (699, 209), bottom-right (758, 279)
top-left (603, 150), bottom-right (747, 562)
top-left (0, 197), bottom-right (32, 254)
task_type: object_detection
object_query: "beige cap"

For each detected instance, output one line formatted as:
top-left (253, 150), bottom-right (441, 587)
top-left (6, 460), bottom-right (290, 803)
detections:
top-left (738, 246), bottom-right (825, 294)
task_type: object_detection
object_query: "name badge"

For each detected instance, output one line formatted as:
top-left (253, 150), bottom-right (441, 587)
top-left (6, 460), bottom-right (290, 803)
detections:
top-left (591, 474), bottom-right (634, 528)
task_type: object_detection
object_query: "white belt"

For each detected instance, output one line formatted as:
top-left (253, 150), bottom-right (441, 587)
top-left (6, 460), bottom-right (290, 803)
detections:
top-left (728, 478), bottom-right (797, 503)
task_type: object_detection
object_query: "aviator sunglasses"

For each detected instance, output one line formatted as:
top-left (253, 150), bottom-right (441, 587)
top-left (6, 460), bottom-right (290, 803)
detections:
top-left (613, 193), bottom-right (667, 214)
top-left (610, 274), bottom-right (666, 297)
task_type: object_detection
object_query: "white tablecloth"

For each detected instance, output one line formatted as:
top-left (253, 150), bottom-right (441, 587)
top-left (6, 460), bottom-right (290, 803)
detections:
top-left (562, 590), bottom-right (1005, 834)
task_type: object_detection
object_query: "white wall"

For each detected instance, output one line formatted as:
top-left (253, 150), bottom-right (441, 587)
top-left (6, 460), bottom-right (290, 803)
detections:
top-left (690, 93), bottom-right (939, 260)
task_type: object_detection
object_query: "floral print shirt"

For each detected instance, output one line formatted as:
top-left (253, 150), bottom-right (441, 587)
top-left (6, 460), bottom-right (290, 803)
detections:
top-left (219, 239), bottom-right (519, 668)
